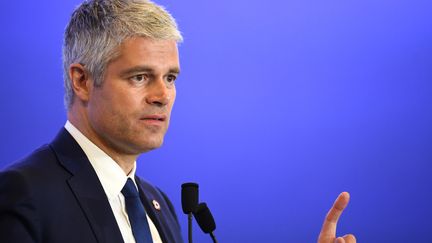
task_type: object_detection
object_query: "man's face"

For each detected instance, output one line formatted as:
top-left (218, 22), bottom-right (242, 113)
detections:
top-left (86, 37), bottom-right (179, 155)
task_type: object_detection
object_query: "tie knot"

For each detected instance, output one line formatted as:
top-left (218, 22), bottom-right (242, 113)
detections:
top-left (122, 178), bottom-right (139, 198)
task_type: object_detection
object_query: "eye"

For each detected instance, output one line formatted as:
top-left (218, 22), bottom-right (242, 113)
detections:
top-left (166, 74), bottom-right (177, 83)
top-left (130, 74), bottom-right (148, 83)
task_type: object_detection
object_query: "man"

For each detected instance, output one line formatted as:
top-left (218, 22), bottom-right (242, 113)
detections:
top-left (0, 0), bottom-right (355, 242)
top-left (0, 1), bottom-right (182, 242)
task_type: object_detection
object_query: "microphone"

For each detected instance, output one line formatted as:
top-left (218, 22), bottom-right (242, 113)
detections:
top-left (181, 183), bottom-right (199, 243)
top-left (193, 202), bottom-right (217, 243)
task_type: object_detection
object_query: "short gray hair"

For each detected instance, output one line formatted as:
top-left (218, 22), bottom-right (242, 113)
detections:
top-left (62, 0), bottom-right (182, 109)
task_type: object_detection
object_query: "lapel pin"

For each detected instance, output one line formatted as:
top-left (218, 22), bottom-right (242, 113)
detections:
top-left (152, 199), bottom-right (161, 211)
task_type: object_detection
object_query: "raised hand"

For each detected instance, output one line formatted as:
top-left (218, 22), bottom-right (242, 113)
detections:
top-left (318, 192), bottom-right (356, 243)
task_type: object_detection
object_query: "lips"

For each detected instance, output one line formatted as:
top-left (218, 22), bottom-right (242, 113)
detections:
top-left (140, 114), bottom-right (167, 122)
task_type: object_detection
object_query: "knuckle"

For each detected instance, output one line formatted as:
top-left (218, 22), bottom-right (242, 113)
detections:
top-left (343, 234), bottom-right (356, 242)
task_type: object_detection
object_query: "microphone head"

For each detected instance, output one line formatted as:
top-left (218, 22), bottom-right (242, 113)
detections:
top-left (181, 182), bottom-right (199, 214)
top-left (193, 202), bottom-right (216, 234)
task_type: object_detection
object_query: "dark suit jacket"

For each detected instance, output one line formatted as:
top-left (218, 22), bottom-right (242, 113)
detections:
top-left (0, 128), bottom-right (183, 243)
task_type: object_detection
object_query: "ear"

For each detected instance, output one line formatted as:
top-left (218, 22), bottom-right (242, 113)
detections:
top-left (69, 63), bottom-right (93, 103)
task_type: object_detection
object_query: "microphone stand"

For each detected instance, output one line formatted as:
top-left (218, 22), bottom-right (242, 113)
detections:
top-left (188, 212), bottom-right (193, 243)
top-left (210, 232), bottom-right (218, 243)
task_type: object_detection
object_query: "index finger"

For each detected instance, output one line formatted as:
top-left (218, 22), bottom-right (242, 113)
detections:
top-left (318, 192), bottom-right (350, 241)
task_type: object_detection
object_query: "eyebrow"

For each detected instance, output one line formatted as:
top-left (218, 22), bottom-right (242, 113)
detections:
top-left (119, 65), bottom-right (180, 77)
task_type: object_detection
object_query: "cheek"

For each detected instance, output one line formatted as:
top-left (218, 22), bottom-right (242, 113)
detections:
top-left (169, 89), bottom-right (176, 109)
top-left (172, 89), bottom-right (177, 101)
top-left (88, 89), bottom-right (127, 124)
top-left (106, 89), bottom-right (141, 112)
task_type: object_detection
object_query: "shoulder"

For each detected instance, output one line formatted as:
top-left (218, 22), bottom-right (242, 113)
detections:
top-left (1, 142), bottom-right (69, 183)
top-left (0, 141), bottom-right (74, 206)
top-left (1, 128), bottom-right (81, 185)
top-left (0, 144), bottom-right (59, 208)
top-left (0, 146), bottom-right (56, 243)
top-left (1, 144), bottom-right (56, 179)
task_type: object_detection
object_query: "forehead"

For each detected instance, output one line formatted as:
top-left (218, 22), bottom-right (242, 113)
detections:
top-left (111, 37), bottom-right (180, 71)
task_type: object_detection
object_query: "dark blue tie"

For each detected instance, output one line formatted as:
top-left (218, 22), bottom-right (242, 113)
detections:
top-left (122, 178), bottom-right (153, 243)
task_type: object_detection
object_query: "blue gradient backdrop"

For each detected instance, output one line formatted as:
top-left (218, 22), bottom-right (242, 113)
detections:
top-left (1, 0), bottom-right (431, 242)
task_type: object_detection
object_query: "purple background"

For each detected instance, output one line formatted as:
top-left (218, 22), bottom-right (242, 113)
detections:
top-left (1, 0), bottom-right (432, 242)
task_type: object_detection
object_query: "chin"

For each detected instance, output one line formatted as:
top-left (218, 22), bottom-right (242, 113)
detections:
top-left (138, 138), bottom-right (164, 152)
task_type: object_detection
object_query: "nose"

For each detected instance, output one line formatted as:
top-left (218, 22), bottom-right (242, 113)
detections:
top-left (145, 78), bottom-right (170, 106)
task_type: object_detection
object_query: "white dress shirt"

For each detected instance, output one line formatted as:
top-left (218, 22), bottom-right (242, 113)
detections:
top-left (65, 121), bottom-right (162, 243)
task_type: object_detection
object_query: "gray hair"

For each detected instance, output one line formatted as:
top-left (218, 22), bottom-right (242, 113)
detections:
top-left (62, 0), bottom-right (182, 109)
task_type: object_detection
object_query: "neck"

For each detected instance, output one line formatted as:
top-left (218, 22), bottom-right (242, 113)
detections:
top-left (67, 108), bottom-right (138, 175)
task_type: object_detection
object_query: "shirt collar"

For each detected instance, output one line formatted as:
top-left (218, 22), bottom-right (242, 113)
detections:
top-left (64, 120), bottom-right (137, 200)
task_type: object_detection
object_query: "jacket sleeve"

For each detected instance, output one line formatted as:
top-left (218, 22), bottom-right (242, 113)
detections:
top-left (0, 170), bottom-right (40, 243)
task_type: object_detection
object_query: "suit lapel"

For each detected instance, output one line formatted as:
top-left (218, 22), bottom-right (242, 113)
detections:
top-left (50, 128), bottom-right (124, 243)
top-left (136, 177), bottom-right (178, 243)
top-left (135, 180), bottom-right (171, 242)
